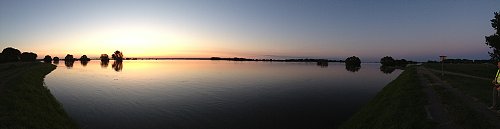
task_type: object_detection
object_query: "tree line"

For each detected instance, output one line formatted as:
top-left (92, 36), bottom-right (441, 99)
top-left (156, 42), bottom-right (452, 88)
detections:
top-left (0, 47), bottom-right (124, 64)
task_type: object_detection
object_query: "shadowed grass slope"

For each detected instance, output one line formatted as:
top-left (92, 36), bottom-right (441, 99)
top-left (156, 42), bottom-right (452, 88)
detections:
top-left (339, 67), bottom-right (435, 129)
top-left (0, 63), bottom-right (78, 129)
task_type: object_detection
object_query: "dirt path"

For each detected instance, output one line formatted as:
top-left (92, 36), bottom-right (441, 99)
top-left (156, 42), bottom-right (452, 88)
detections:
top-left (417, 67), bottom-right (460, 129)
top-left (418, 66), bottom-right (500, 129)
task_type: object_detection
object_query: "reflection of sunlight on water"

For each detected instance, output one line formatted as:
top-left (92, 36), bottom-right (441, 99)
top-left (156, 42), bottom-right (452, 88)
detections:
top-left (45, 60), bottom-right (402, 129)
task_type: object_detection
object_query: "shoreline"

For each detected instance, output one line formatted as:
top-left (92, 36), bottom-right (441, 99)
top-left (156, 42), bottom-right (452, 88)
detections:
top-left (338, 66), bottom-right (436, 129)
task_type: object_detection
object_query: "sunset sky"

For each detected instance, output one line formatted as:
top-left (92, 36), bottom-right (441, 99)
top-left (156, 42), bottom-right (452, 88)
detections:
top-left (1, 0), bottom-right (499, 61)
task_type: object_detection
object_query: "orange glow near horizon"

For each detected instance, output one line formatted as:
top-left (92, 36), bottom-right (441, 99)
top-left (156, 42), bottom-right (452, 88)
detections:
top-left (26, 23), bottom-right (239, 58)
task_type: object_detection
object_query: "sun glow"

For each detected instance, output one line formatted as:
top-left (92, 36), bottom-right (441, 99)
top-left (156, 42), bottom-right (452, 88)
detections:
top-left (68, 24), bottom-right (207, 58)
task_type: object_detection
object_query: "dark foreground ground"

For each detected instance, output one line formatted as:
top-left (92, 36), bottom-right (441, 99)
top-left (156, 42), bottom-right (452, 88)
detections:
top-left (340, 63), bottom-right (500, 129)
top-left (0, 62), bottom-right (78, 129)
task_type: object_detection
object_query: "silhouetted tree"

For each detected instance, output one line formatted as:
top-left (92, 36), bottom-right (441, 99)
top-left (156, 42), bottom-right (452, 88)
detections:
top-left (395, 59), bottom-right (408, 67)
top-left (20, 52), bottom-right (37, 62)
top-left (486, 11), bottom-right (500, 61)
top-left (64, 54), bottom-right (75, 61)
top-left (80, 55), bottom-right (90, 61)
top-left (345, 56), bottom-right (361, 67)
top-left (53, 57), bottom-right (60, 64)
top-left (100, 54), bottom-right (110, 62)
top-left (380, 56), bottom-right (396, 66)
top-left (43, 55), bottom-right (52, 63)
top-left (1, 47), bottom-right (21, 63)
top-left (112, 50), bottom-right (123, 61)
top-left (0, 53), bottom-right (4, 63)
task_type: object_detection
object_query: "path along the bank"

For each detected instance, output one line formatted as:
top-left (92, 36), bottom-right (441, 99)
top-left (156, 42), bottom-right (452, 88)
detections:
top-left (417, 66), bottom-right (500, 129)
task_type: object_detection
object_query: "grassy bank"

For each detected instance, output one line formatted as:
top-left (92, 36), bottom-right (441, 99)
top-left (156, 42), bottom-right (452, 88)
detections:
top-left (424, 63), bottom-right (494, 106)
top-left (424, 63), bottom-right (496, 79)
top-left (339, 67), bottom-right (435, 129)
top-left (0, 62), bottom-right (78, 129)
top-left (423, 64), bottom-right (498, 128)
top-left (423, 73), bottom-right (495, 129)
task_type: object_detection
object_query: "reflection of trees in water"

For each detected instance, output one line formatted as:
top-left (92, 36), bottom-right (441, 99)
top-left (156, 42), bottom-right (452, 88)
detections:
top-left (316, 60), bottom-right (328, 68)
top-left (112, 61), bottom-right (123, 72)
top-left (345, 65), bottom-right (360, 72)
top-left (380, 66), bottom-right (396, 74)
top-left (80, 60), bottom-right (89, 67)
top-left (101, 60), bottom-right (109, 68)
top-left (64, 60), bottom-right (75, 69)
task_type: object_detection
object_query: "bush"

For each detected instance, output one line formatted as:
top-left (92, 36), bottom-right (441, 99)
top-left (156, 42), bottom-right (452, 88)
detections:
top-left (345, 56), bottom-right (361, 66)
top-left (20, 52), bottom-right (37, 62)
top-left (1, 47), bottom-right (21, 63)
top-left (43, 55), bottom-right (52, 63)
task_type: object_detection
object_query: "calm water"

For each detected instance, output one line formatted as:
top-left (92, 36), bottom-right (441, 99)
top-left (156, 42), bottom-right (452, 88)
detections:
top-left (45, 60), bottom-right (401, 129)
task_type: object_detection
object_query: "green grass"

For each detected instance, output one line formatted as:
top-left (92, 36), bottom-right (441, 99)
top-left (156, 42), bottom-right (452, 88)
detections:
top-left (424, 63), bottom-right (494, 105)
top-left (430, 71), bottom-right (492, 105)
top-left (424, 63), bottom-right (497, 79)
top-left (0, 62), bottom-right (78, 129)
top-left (338, 67), bottom-right (436, 129)
top-left (427, 75), bottom-right (495, 129)
top-left (423, 64), bottom-right (497, 129)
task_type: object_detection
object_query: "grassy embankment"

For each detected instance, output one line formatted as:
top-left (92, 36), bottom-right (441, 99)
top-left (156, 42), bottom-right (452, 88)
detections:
top-left (423, 63), bottom-right (496, 106)
top-left (339, 67), bottom-right (436, 129)
top-left (424, 63), bottom-right (497, 129)
top-left (423, 63), bottom-right (496, 79)
top-left (0, 62), bottom-right (78, 129)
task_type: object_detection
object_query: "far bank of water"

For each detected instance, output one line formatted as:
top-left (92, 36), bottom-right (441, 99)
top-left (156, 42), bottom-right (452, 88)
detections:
top-left (45, 60), bottom-right (401, 129)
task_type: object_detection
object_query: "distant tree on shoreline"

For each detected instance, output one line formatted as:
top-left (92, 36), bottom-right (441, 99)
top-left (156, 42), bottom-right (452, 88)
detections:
top-left (100, 54), bottom-right (110, 62)
top-left (345, 56), bottom-right (361, 66)
top-left (485, 11), bottom-right (500, 61)
top-left (43, 55), bottom-right (52, 63)
top-left (380, 56), bottom-right (396, 66)
top-left (380, 56), bottom-right (409, 67)
top-left (80, 55), bottom-right (90, 61)
top-left (0, 47), bottom-right (21, 63)
top-left (64, 54), bottom-right (75, 61)
top-left (112, 50), bottom-right (123, 61)
top-left (20, 52), bottom-right (37, 62)
top-left (53, 57), bottom-right (60, 62)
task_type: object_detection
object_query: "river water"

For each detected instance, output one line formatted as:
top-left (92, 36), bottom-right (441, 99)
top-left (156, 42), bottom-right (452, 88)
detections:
top-left (44, 60), bottom-right (401, 129)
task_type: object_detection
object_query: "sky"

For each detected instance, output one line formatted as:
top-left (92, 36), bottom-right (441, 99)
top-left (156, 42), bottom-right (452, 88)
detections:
top-left (0, 0), bottom-right (499, 61)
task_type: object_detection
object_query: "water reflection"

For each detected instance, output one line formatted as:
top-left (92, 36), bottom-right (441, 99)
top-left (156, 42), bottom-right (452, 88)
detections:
top-left (80, 60), bottom-right (89, 67)
top-left (64, 60), bottom-right (75, 68)
top-left (53, 60), bottom-right (59, 65)
top-left (380, 66), bottom-right (396, 74)
top-left (316, 61), bottom-right (328, 68)
top-left (45, 61), bottom-right (402, 129)
top-left (345, 65), bottom-right (360, 72)
top-left (112, 61), bottom-right (123, 72)
top-left (100, 60), bottom-right (109, 68)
